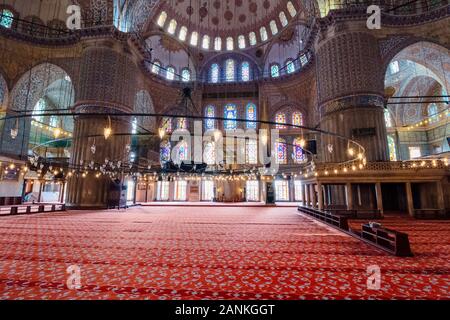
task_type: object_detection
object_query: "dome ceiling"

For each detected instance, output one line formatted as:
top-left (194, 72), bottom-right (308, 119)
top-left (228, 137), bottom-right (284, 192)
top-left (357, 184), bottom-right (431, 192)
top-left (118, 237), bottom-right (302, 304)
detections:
top-left (159, 0), bottom-right (298, 35)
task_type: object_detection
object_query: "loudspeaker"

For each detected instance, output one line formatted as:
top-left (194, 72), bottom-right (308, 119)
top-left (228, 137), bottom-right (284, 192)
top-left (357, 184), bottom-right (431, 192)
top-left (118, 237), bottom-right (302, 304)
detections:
top-left (306, 140), bottom-right (317, 154)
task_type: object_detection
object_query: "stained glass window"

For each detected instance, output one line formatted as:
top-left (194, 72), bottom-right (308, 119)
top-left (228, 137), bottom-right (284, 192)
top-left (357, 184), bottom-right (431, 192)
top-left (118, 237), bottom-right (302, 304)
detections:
top-left (166, 66), bottom-right (175, 80)
top-left (190, 31), bottom-right (199, 46)
top-left (293, 137), bottom-right (307, 163)
top-left (0, 9), bottom-right (13, 28)
top-left (246, 139), bottom-right (258, 164)
top-left (160, 140), bottom-right (171, 164)
top-left (294, 180), bottom-right (303, 201)
top-left (275, 113), bottom-right (287, 129)
top-left (202, 35), bottom-right (210, 49)
top-left (181, 69), bottom-right (191, 82)
top-left (384, 109), bottom-right (393, 128)
top-left (271, 64), bottom-right (280, 78)
top-left (270, 20), bottom-right (278, 35)
top-left (246, 103), bottom-right (257, 129)
top-left (428, 103), bottom-right (438, 122)
top-left (211, 63), bottom-right (219, 83)
top-left (176, 118), bottom-right (187, 130)
top-left (388, 135), bottom-right (397, 161)
top-left (151, 61), bottom-right (161, 74)
top-left (241, 61), bottom-right (250, 82)
top-left (287, 1), bottom-right (297, 17)
top-left (214, 37), bottom-right (222, 51)
top-left (167, 19), bottom-right (177, 34)
top-left (249, 32), bottom-right (257, 46)
top-left (226, 37), bottom-right (234, 51)
top-left (157, 11), bottom-right (167, 27)
top-left (279, 11), bottom-right (288, 27)
top-left (205, 105), bottom-right (215, 130)
top-left (161, 117), bottom-right (172, 133)
top-left (292, 112), bottom-right (303, 126)
top-left (300, 54), bottom-right (308, 66)
top-left (238, 35), bottom-right (246, 49)
top-left (225, 59), bottom-right (235, 82)
top-left (179, 26), bottom-right (187, 41)
top-left (224, 104), bottom-right (237, 130)
top-left (286, 60), bottom-right (295, 74)
top-left (260, 27), bottom-right (268, 41)
top-left (204, 142), bottom-right (216, 165)
top-left (390, 61), bottom-right (400, 74)
top-left (275, 138), bottom-right (287, 164)
top-left (32, 99), bottom-right (46, 122)
top-left (178, 141), bottom-right (189, 162)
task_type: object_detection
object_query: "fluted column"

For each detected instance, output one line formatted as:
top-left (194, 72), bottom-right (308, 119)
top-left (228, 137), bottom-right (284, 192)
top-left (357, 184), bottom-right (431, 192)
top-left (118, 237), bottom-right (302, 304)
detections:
top-left (316, 31), bottom-right (388, 162)
top-left (66, 44), bottom-right (137, 208)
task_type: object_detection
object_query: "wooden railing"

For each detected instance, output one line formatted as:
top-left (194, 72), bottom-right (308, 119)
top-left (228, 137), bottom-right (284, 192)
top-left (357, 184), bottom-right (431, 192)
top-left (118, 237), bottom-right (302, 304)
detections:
top-left (414, 209), bottom-right (448, 219)
top-left (0, 203), bottom-right (66, 216)
top-left (355, 224), bottom-right (413, 257)
top-left (298, 205), bottom-right (349, 230)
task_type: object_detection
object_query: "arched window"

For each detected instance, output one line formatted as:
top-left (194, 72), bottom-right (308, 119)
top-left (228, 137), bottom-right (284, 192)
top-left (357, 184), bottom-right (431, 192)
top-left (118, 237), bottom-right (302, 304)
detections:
top-left (279, 11), bottom-right (288, 27)
top-left (160, 140), bottom-right (171, 164)
top-left (205, 105), bottom-right (215, 130)
top-left (275, 113), bottom-right (287, 129)
top-left (246, 139), bottom-right (258, 164)
top-left (214, 37), bottom-right (222, 51)
top-left (202, 35), bottom-right (210, 49)
top-left (225, 59), bottom-right (235, 82)
top-left (246, 103), bottom-right (257, 129)
top-left (166, 66), bottom-right (175, 81)
top-left (241, 61), bottom-right (250, 82)
top-left (226, 37), bottom-right (234, 51)
top-left (300, 54), bottom-right (308, 66)
top-left (271, 64), bottom-right (280, 78)
top-left (388, 135), bottom-right (397, 161)
top-left (157, 11), bottom-right (167, 27)
top-left (260, 27), bottom-right (268, 41)
top-left (275, 138), bottom-right (287, 164)
top-left (179, 26), bottom-right (188, 41)
top-left (384, 109), bottom-right (393, 128)
top-left (210, 63), bottom-right (220, 83)
top-left (287, 1), bottom-right (297, 17)
top-left (161, 117), bottom-right (172, 133)
top-left (32, 98), bottom-right (46, 122)
top-left (204, 142), bottom-right (216, 165)
top-left (190, 31), bottom-right (199, 46)
top-left (428, 103), bottom-right (438, 122)
top-left (167, 19), bottom-right (177, 34)
top-left (238, 35), bottom-right (246, 49)
top-left (286, 60), bottom-right (295, 74)
top-left (176, 140), bottom-right (189, 163)
top-left (181, 69), bottom-right (191, 82)
top-left (293, 138), bottom-right (307, 163)
top-left (292, 112), bottom-right (303, 126)
top-left (270, 20), bottom-right (278, 35)
top-left (176, 118), bottom-right (187, 130)
top-left (249, 32), bottom-right (257, 46)
top-left (224, 104), bottom-right (237, 130)
top-left (390, 61), bottom-right (400, 74)
top-left (0, 9), bottom-right (14, 28)
top-left (151, 61), bottom-right (161, 74)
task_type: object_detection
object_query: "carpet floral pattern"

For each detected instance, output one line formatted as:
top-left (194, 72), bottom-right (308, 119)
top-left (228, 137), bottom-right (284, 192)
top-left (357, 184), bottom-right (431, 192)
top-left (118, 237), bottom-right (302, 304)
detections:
top-left (0, 207), bottom-right (448, 300)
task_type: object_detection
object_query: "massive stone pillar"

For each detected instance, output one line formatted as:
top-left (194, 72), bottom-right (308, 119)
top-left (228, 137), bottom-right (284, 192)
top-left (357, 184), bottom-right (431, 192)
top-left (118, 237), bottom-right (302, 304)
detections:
top-left (66, 44), bottom-right (137, 208)
top-left (316, 31), bottom-right (388, 162)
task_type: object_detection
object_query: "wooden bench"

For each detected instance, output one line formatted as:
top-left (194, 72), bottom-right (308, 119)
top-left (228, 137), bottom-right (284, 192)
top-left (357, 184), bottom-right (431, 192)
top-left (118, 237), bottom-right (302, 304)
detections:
top-left (353, 224), bottom-right (413, 257)
top-left (0, 203), bottom-right (66, 216)
top-left (298, 206), bottom-right (349, 231)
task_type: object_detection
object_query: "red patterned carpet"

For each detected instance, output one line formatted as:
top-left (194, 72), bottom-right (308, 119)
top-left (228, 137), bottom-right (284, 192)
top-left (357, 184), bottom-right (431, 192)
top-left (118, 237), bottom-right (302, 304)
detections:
top-left (0, 207), bottom-right (448, 300)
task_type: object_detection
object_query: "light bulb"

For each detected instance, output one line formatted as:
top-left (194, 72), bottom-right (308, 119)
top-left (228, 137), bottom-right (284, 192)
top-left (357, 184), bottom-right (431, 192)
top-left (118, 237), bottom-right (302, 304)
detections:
top-left (158, 128), bottom-right (165, 140)
top-left (53, 128), bottom-right (62, 138)
top-left (299, 138), bottom-right (306, 148)
top-left (104, 127), bottom-right (112, 139)
top-left (348, 148), bottom-right (355, 156)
